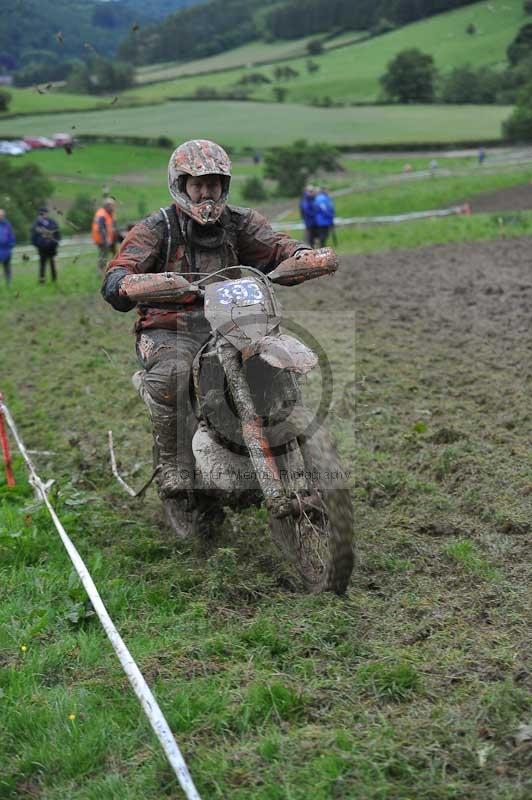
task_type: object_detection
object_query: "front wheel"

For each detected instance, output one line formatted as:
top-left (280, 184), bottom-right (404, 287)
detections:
top-left (268, 421), bottom-right (354, 594)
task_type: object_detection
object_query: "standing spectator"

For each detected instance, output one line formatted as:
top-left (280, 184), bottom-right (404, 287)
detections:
top-left (313, 186), bottom-right (335, 248)
top-left (31, 207), bottom-right (61, 284)
top-left (91, 197), bottom-right (117, 273)
top-left (0, 208), bottom-right (16, 287)
top-left (299, 184), bottom-right (317, 246)
top-left (478, 146), bottom-right (486, 166)
top-left (429, 158), bottom-right (438, 177)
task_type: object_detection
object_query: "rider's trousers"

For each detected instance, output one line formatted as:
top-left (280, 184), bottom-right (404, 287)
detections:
top-left (136, 327), bottom-right (210, 465)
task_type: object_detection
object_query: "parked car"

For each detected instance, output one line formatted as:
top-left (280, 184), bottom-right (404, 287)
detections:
top-left (11, 139), bottom-right (31, 152)
top-left (0, 140), bottom-right (25, 156)
top-left (53, 132), bottom-right (73, 146)
top-left (23, 135), bottom-right (56, 149)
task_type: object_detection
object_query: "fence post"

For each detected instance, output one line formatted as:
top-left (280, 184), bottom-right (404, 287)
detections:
top-left (0, 393), bottom-right (16, 487)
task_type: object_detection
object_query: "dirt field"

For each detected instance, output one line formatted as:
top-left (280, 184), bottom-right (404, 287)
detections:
top-left (345, 234), bottom-right (532, 343)
top-left (466, 182), bottom-right (532, 213)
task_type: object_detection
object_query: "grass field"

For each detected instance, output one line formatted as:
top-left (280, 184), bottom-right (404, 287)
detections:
top-left (0, 102), bottom-right (512, 149)
top-left (334, 210), bottom-right (532, 254)
top-left (134, 33), bottom-right (366, 85)
top-left (326, 168), bottom-right (532, 218)
top-left (18, 143), bottom-right (531, 241)
top-left (1, 0), bottom-right (525, 119)
top-left (20, 143), bottom-right (266, 225)
top-left (115, 0), bottom-right (527, 107)
top-left (1, 232), bottom-right (531, 798)
top-left (1, 89), bottom-right (120, 117)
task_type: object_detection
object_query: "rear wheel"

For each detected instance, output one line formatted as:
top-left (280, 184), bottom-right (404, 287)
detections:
top-left (268, 420), bottom-right (354, 594)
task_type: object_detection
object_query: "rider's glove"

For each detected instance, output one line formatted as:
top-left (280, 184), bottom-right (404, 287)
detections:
top-left (267, 247), bottom-right (338, 286)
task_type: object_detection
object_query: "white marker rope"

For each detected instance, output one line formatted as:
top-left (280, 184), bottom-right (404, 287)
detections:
top-left (272, 203), bottom-right (471, 232)
top-left (0, 398), bottom-right (202, 800)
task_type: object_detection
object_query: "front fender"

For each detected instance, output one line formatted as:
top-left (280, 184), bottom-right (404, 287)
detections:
top-left (243, 333), bottom-right (318, 374)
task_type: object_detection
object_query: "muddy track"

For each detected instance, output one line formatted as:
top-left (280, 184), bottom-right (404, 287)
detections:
top-left (465, 182), bottom-right (532, 214)
top-left (291, 236), bottom-right (531, 343)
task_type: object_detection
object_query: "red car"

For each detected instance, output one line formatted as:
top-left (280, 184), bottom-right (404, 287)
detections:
top-left (53, 133), bottom-right (73, 146)
top-left (23, 136), bottom-right (56, 149)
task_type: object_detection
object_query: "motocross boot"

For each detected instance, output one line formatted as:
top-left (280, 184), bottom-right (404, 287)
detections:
top-left (149, 399), bottom-right (194, 500)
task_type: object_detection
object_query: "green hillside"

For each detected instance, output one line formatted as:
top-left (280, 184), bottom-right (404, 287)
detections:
top-left (120, 0), bottom-right (528, 105)
top-left (134, 33), bottom-right (364, 84)
top-left (0, 102), bottom-right (511, 149)
top-left (1, 0), bottom-right (525, 119)
top-left (0, 0), bottom-right (205, 71)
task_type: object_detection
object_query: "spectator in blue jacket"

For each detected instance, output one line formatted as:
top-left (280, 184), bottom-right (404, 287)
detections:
top-left (0, 209), bottom-right (16, 287)
top-left (299, 184), bottom-right (317, 246)
top-left (314, 186), bottom-right (335, 247)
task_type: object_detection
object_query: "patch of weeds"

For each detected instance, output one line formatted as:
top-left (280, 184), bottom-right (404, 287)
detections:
top-left (240, 618), bottom-right (290, 658)
top-left (444, 539), bottom-right (497, 579)
top-left (495, 512), bottom-right (531, 536)
top-left (422, 494), bottom-right (456, 515)
top-left (366, 553), bottom-right (413, 573)
top-left (203, 543), bottom-right (282, 602)
top-left (429, 427), bottom-right (466, 445)
top-left (257, 732), bottom-right (283, 762)
top-left (204, 547), bottom-right (240, 598)
top-left (0, 502), bottom-right (53, 566)
top-left (460, 486), bottom-right (483, 515)
top-left (334, 730), bottom-right (352, 751)
top-left (411, 478), bottom-right (441, 494)
top-left (238, 681), bottom-right (305, 731)
top-left (169, 568), bottom-right (205, 593)
top-left (356, 661), bottom-right (421, 701)
top-left (166, 680), bottom-right (230, 734)
top-left (418, 520), bottom-right (466, 537)
top-left (364, 468), bottom-right (412, 506)
top-left (365, 467), bottom-right (448, 507)
top-left (411, 420), bottom-right (429, 435)
top-left (59, 569), bottom-right (97, 628)
top-left (493, 212), bottom-right (529, 230)
top-left (433, 445), bottom-right (465, 481)
top-left (0, 472), bottom-right (33, 504)
top-left (202, 634), bottom-right (244, 660)
top-left (478, 680), bottom-right (531, 735)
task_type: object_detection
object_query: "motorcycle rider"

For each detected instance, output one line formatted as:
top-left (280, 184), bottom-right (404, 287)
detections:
top-left (101, 139), bottom-right (331, 502)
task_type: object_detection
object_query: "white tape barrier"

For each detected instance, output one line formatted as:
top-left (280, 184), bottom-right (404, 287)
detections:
top-left (272, 203), bottom-right (470, 231)
top-left (332, 155), bottom-right (532, 197)
top-left (11, 202), bottom-right (470, 261)
top-left (0, 398), bottom-right (202, 800)
top-left (11, 237), bottom-right (93, 266)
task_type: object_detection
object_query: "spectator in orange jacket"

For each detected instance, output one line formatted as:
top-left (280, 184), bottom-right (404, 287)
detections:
top-left (91, 198), bottom-right (117, 273)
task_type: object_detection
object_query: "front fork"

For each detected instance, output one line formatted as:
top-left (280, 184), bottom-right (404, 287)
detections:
top-left (217, 340), bottom-right (305, 519)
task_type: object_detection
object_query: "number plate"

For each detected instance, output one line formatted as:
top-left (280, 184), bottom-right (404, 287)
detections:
top-left (214, 279), bottom-right (264, 307)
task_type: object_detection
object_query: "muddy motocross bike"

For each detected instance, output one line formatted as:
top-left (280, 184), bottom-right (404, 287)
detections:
top-left (130, 249), bottom-right (354, 594)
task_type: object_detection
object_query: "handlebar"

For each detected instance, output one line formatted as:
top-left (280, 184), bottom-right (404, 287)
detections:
top-left (118, 248), bottom-right (337, 304)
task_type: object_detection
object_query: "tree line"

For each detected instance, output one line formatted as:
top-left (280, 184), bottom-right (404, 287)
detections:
top-left (0, 0), bottom-right (202, 86)
top-left (118, 0), bottom-right (477, 66)
top-left (380, 15), bottom-right (532, 108)
top-left (263, 0), bottom-right (477, 41)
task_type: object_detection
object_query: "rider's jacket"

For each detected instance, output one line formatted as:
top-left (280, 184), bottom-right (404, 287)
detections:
top-left (102, 204), bottom-right (307, 333)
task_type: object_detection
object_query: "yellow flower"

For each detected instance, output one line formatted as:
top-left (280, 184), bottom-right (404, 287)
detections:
top-left (68, 714), bottom-right (76, 721)
top-left (20, 645), bottom-right (28, 652)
